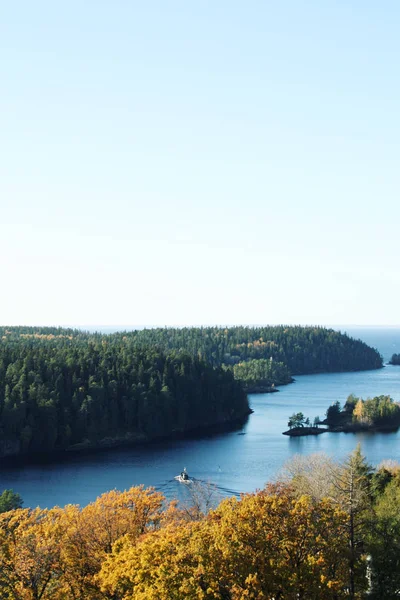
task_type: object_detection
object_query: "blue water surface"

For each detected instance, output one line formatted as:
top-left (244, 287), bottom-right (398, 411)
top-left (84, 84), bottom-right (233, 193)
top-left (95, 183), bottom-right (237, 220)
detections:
top-left (1, 328), bottom-right (399, 508)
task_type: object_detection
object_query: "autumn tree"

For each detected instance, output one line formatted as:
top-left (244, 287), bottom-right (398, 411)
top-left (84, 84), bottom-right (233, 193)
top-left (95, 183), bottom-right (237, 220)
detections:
top-left (283, 447), bottom-right (374, 598)
top-left (55, 486), bottom-right (166, 599)
top-left (0, 486), bottom-right (167, 600)
top-left (0, 507), bottom-right (62, 600)
top-left (98, 486), bottom-right (351, 599)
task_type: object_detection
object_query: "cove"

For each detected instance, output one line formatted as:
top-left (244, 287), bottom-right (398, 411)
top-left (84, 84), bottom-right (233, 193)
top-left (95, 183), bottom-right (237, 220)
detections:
top-left (0, 361), bottom-right (399, 509)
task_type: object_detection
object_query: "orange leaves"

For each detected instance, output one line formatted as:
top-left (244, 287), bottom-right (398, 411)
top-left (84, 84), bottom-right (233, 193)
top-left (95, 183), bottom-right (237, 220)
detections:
top-left (99, 521), bottom-right (208, 600)
top-left (55, 485), bottom-right (165, 598)
top-left (0, 486), bottom-right (167, 600)
top-left (0, 484), bottom-right (352, 599)
top-left (0, 507), bottom-right (63, 600)
top-left (97, 488), bottom-right (351, 600)
top-left (80, 485), bottom-right (165, 552)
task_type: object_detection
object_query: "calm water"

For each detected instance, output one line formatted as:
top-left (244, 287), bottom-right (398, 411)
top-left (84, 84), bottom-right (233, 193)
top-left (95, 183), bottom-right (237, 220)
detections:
top-left (1, 328), bottom-right (399, 508)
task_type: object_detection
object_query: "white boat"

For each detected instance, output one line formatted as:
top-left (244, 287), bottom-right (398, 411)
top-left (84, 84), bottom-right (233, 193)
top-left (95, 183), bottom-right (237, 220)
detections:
top-left (174, 467), bottom-right (191, 483)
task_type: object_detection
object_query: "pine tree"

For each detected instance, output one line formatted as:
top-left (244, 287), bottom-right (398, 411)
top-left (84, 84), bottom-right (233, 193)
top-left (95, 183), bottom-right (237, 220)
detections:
top-left (331, 444), bottom-right (372, 598)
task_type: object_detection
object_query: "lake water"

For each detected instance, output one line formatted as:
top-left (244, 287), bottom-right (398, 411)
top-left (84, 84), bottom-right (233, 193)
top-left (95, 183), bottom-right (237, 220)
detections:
top-left (1, 327), bottom-right (399, 509)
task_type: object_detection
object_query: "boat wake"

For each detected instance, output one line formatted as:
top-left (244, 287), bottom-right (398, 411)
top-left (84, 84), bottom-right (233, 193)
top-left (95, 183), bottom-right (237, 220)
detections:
top-left (156, 477), bottom-right (241, 500)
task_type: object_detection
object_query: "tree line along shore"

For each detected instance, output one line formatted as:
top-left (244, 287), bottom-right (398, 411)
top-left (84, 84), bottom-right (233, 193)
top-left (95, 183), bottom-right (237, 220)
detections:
top-left (0, 325), bottom-right (383, 458)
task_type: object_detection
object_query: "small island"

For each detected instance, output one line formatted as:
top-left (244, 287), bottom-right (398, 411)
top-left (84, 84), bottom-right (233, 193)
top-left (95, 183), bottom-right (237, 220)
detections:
top-left (283, 394), bottom-right (400, 436)
top-left (283, 412), bottom-right (326, 436)
top-left (389, 353), bottom-right (400, 365)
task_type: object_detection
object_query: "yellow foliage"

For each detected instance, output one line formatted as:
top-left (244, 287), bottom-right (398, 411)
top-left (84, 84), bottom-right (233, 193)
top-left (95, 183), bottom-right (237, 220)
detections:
top-left (98, 487), bottom-right (350, 599)
top-left (19, 333), bottom-right (73, 340)
top-left (0, 507), bottom-right (63, 599)
top-left (0, 484), bottom-right (352, 600)
top-left (0, 486), bottom-right (166, 600)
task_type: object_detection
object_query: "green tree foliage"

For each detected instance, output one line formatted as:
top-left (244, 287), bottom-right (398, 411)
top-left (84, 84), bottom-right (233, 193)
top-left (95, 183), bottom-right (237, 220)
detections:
top-left (370, 461), bottom-right (400, 499)
top-left (0, 325), bottom-right (383, 457)
top-left (0, 329), bottom-right (248, 457)
top-left (331, 445), bottom-right (372, 598)
top-left (367, 474), bottom-right (400, 598)
top-left (344, 393), bottom-right (358, 414)
top-left (326, 401), bottom-right (342, 426)
top-left (287, 412), bottom-right (308, 429)
top-left (324, 395), bottom-right (400, 432)
top-left (232, 358), bottom-right (292, 390)
top-left (389, 353), bottom-right (400, 365)
top-left (284, 447), bottom-right (400, 599)
top-left (352, 395), bottom-right (400, 428)
top-left (119, 324), bottom-right (383, 374)
top-left (0, 489), bottom-right (23, 513)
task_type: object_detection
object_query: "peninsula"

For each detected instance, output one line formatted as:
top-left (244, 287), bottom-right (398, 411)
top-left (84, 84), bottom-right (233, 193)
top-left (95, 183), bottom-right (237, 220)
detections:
top-left (0, 325), bottom-right (384, 458)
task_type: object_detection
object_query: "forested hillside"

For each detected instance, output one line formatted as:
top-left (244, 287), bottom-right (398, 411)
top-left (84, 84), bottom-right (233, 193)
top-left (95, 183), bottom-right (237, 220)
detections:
top-left (0, 329), bottom-right (247, 457)
top-left (0, 326), bottom-right (382, 458)
top-left (122, 325), bottom-right (383, 374)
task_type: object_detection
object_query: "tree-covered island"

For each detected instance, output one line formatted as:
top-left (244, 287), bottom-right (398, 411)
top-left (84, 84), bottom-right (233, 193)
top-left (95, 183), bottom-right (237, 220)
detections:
top-left (284, 394), bottom-right (400, 436)
top-left (389, 353), bottom-right (400, 365)
top-left (283, 412), bottom-right (325, 436)
top-left (0, 325), bottom-right (383, 458)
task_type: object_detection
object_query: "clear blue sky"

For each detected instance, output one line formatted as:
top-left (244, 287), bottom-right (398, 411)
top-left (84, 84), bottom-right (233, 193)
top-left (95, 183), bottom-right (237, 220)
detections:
top-left (1, 1), bottom-right (399, 327)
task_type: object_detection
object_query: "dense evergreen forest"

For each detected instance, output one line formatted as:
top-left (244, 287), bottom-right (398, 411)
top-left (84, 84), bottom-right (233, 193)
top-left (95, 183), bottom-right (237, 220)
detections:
top-left (232, 358), bottom-right (292, 392)
top-left (0, 327), bottom-right (247, 457)
top-left (0, 325), bottom-right (382, 457)
top-left (121, 325), bottom-right (383, 374)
